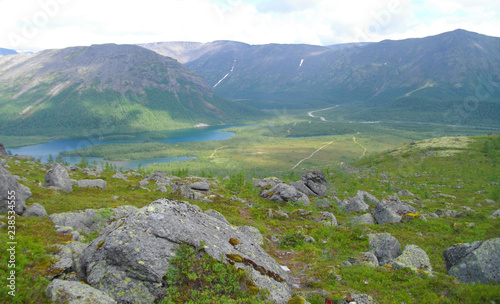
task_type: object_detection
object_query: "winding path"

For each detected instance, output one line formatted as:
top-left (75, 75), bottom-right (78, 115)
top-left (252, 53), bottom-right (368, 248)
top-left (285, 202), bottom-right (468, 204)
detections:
top-left (307, 105), bottom-right (339, 121)
top-left (290, 141), bottom-right (334, 170)
top-left (352, 136), bottom-right (367, 159)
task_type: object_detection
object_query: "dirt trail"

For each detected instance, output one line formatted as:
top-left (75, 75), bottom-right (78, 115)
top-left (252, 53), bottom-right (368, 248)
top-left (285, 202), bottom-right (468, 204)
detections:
top-left (290, 141), bottom-right (334, 170)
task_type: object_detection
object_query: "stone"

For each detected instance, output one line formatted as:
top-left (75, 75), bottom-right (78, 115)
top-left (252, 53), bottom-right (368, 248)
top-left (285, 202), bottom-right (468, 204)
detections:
top-left (316, 198), bottom-right (332, 208)
top-left (0, 142), bottom-right (7, 156)
top-left (253, 177), bottom-right (284, 189)
top-left (488, 209), bottom-right (500, 219)
top-left (172, 182), bottom-right (205, 200)
top-left (398, 189), bottom-right (415, 197)
top-left (391, 245), bottom-right (432, 273)
top-left (45, 163), bottom-right (74, 192)
top-left (45, 279), bottom-right (117, 304)
top-left (344, 195), bottom-right (370, 214)
top-left (435, 209), bottom-right (459, 218)
top-left (260, 183), bottom-right (310, 205)
top-left (24, 203), bottom-right (48, 217)
top-left (351, 213), bottom-right (375, 225)
top-left (372, 196), bottom-right (418, 225)
top-left (356, 190), bottom-right (380, 204)
top-left (82, 199), bottom-right (292, 304)
top-left (268, 209), bottom-right (289, 219)
top-left (290, 170), bottom-right (328, 197)
top-left (48, 242), bottom-right (87, 280)
top-left (368, 233), bottom-right (402, 265)
top-left (76, 179), bottom-right (107, 189)
top-left (314, 211), bottom-right (338, 226)
top-left (111, 171), bottom-right (128, 181)
top-left (357, 252), bottom-right (379, 267)
top-left (138, 179), bottom-right (150, 186)
top-left (0, 166), bottom-right (32, 214)
top-left (347, 293), bottom-right (379, 304)
top-left (446, 238), bottom-right (500, 284)
top-left (237, 225), bottom-right (264, 246)
top-left (190, 181), bottom-right (210, 191)
top-left (205, 209), bottom-right (229, 224)
top-left (49, 205), bottom-right (137, 235)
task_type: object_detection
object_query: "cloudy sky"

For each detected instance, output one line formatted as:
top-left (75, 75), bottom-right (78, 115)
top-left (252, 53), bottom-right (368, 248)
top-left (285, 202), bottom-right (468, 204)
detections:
top-left (1, 0), bottom-right (499, 51)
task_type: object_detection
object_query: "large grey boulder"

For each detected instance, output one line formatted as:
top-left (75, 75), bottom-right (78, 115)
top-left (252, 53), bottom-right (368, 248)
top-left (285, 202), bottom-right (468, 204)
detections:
top-left (190, 181), bottom-right (210, 191)
top-left (391, 245), bottom-right (432, 274)
top-left (76, 179), bottom-right (107, 190)
top-left (111, 172), bottom-right (128, 181)
top-left (82, 199), bottom-right (292, 304)
top-left (290, 170), bottom-right (327, 197)
top-left (368, 233), bottom-right (402, 265)
top-left (260, 183), bottom-right (310, 205)
top-left (24, 203), bottom-right (48, 217)
top-left (45, 279), bottom-right (117, 304)
top-left (253, 177), bottom-right (283, 189)
top-left (356, 190), bottom-right (380, 205)
top-left (372, 196), bottom-right (418, 225)
top-left (172, 182), bottom-right (205, 200)
top-left (45, 163), bottom-right (74, 192)
top-left (351, 213), bottom-right (375, 225)
top-left (445, 238), bottom-right (500, 284)
top-left (49, 205), bottom-right (137, 235)
top-left (443, 241), bottom-right (483, 271)
top-left (0, 142), bottom-right (7, 157)
top-left (343, 196), bottom-right (370, 214)
top-left (0, 166), bottom-right (32, 214)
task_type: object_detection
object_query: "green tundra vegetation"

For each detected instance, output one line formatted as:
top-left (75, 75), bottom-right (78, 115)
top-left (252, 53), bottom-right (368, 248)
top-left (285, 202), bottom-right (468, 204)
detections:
top-left (0, 134), bottom-right (499, 303)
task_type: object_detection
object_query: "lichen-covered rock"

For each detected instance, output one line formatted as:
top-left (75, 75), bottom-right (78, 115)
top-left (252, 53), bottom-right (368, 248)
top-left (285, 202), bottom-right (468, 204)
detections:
top-left (190, 181), bottom-right (210, 191)
top-left (443, 241), bottom-right (483, 271)
top-left (351, 213), bottom-right (375, 225)
top-left (45, 279), bottom-right (117, 304)
top-left (488, 209), bottom-right (500, 219)
top-left (368, 233), bottom-right (402, 265)
top-left (253, 177), bottom-right (284, 189)
top-left (76, 179), bottom-right (107, 189)
top-left (260, 183), bottom-right (310, 205)
top-left (356, 190), bottom-right (380, 205)
top-left (172, 182), bottom-right (205, 200)
top-left (111, 171), bottom-right (128, 181)
top-left (343, 195), bottom-right (370, 214)
top-left (24, 203), bottom-right (48, 217)
top-left (391, 245), bottom-right (432, 274)
top-left (314, 211), bottom-right (338, 226)
top-left (82, 199), bottom-right (292, 304)
top-left (49, 205), bottom-right (137, 234)
top-left (45, 163), bottom-right (74, 192)
top-left (372, 196), bottom-right (418, 224)
top-left (0, 165), bottom-right (32, 215)
top-left (205, 209), bottom-right (229, 224)
top-left (48, 242), bottom-right (87, 280)
top-left (238, 225), bottom-right (264, 246)
top-left (445, 238), bottom-right (500, 284)
top-left (357, 252), bottom-right (379, 267)
top-left (290, 170), bottom-right (328, 197)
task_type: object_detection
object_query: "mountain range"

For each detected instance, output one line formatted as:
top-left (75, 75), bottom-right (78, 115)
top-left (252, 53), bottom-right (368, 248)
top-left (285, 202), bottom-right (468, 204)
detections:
top-left (0, 29), bottom-right (499, 139)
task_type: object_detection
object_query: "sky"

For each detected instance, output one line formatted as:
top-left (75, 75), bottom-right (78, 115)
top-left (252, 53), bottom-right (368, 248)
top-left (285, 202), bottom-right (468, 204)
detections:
top-left (1, 0), bottom-right (499, 51)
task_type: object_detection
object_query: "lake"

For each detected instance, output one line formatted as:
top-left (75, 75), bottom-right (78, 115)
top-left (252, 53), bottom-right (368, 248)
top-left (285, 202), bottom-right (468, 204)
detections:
top-left (6, 125), bottom-right (239, 169)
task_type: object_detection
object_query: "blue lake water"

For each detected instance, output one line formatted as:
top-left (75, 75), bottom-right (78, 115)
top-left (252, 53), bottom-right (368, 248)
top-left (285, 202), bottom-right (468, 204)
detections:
top-left (7, 125), bottom-right (239, 169)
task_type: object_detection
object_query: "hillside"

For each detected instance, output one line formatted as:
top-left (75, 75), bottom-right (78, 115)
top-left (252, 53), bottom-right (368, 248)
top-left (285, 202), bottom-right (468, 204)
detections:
top-left (0, 47), bottom-right (17, 56)
top-left (142, 30), bottom-right (500, 126)
top-left (0, 44), bottom-right (261, 138)
top-left (0, 135), bottom-right (499, 303)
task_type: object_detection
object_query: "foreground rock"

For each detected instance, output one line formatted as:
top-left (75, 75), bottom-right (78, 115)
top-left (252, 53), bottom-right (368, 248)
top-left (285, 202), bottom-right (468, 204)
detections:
top-left (290, 170), bottom-right (328, 197)
top-left (45, 279), bottom-right (117, 304)
top-left (368, 233), bottom-right (402, 266)
top-left (391, 245), bottom-right (433, 274)
top-left (260, 183), bottom-right (310, 205)
top-left (24, 203), bottom-right (48, 217)
top-left (82, 199), bottom-right (292, 303)
top-left (45, 163), bottom-right (74, 192)
top-left (0, 142), bottom-right (7, 156)
top-left (0, 166), bottom-right (32, 214)
top-left (372, 196), bottom-right (418, 225)
top-left (444, 238), bottom-right (500, 284)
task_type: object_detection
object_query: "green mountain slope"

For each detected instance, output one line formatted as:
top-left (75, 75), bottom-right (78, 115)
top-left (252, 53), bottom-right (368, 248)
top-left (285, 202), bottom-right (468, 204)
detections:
top-left (0, 44), bottom-right (261, 137)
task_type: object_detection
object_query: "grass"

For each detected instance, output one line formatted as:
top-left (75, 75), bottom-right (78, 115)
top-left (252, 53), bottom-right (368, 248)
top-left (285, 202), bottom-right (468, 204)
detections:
top-left (0, 133), bottom-right (499, 303)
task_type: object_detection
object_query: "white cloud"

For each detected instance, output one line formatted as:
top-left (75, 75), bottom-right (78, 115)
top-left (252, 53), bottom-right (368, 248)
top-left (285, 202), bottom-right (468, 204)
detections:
top-left (0, 0), bottom-right (499, 50)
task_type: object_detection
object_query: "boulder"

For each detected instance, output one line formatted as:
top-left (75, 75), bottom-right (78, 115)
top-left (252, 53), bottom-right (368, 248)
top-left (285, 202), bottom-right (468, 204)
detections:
top-left (172, 182), bottom-right (205, 200)
top-left (260, 183), bottom-right (310, 205)
top-left (76, 179), bottom-right (107, 190)
top-left (356, 190), bottom-right (380, 204)
top-left (45, 279), bottom-right (117, 304)
top-left (45, 163), bottom-right (74, 192)
top-left (372, 196), bottom-right (418, 225)
top-left (0, 166), bottom-right (32, 215)
top-left (0, 142), bottom-right (7, 156)
top-left (82, 199), bottom-right (292, 304)
top-left (314, 211), bottom-right (338, 226)
top-left (24, 203), bottom-right (48, 217)
top-left (391, 245), bottom-right (432, 273)
top-left (446, 238), bottom-right (500, 284)
top-left (48, 241), bottom-right (87, 280)
top-left (204, 209), bottom-right (229, 224)
top-left (316, 198), bottom-right (332, 208)
top-left (111, 171), bottom-right (128, 181)
top-left (290, 170), bottom-right (327, 197)
top-left (443, 241), bottom-right (484, 271)
top-left (49, 205), bottom-right (137, 235)
top-left (344, 196), bottom-right (370, 214)
top-left (488, 209), bottom-right (500, 219)
top-left (253, 177), bottom-right (284, 190)
top-left (190, 181), bottom-right (210, 191)
top-left (368, 233), bottom-right (402, 265)
top-left (237, 225), bottom-right (264, 246)
top-left (351, 213), bottom-right (375, 225)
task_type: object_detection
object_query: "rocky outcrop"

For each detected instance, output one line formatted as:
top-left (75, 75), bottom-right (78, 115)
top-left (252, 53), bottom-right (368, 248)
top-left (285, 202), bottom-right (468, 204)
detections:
top-left (0, 165), bottom-right (32, 214)
top-left (49, 206), bottom-right (137, 235)
top-left (45, 279), bottom-right (117, 304)
top-left (81, 199), bottom-right (292, 303)
top-left (76, 179), bottom-right (107, 189)
top-left (0, 142), bottom-right (7, 156)
top-left (290, 170), bottom-right (327, 197)
top-left (368, 233), bottom-right (402, 266)
top-left (260, 183), bottom-right (310, 205)
top-left (444, 238), bottom-right (500, 284)
top-left (45, 163), bottom-right (74, 192)
top-left (390, 245), bottom-right (432, 274)
top-left (24, 203), bottom-right (48, 217)
top-left (372, 196), bottom-right (418, 225)
top-left (253, 177), bottom-right (283, 190)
